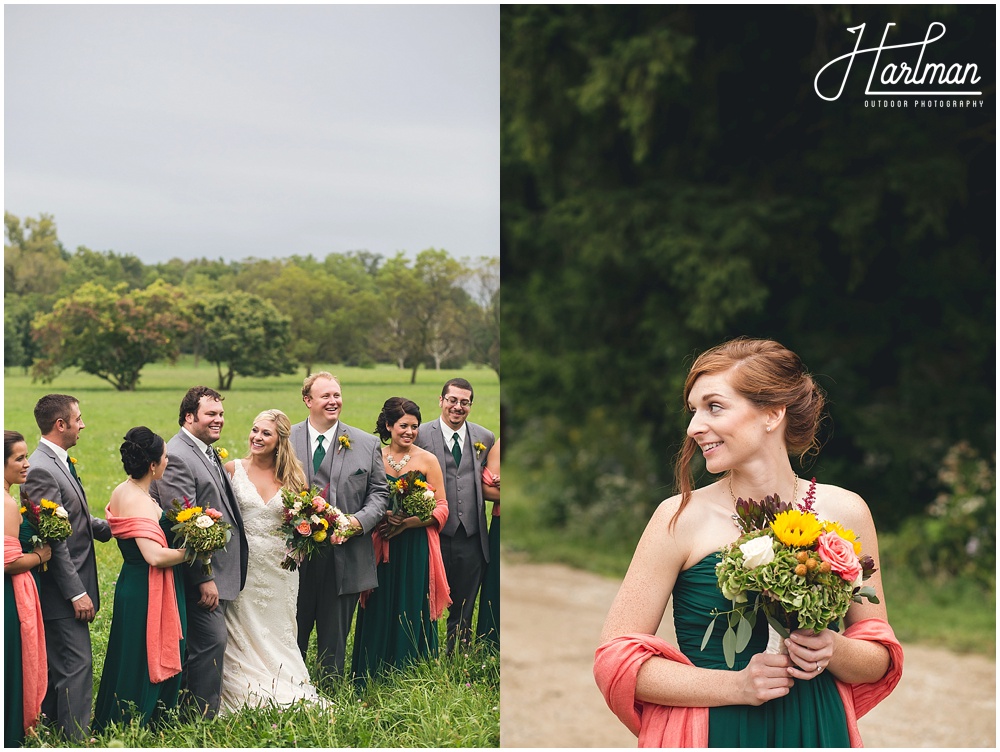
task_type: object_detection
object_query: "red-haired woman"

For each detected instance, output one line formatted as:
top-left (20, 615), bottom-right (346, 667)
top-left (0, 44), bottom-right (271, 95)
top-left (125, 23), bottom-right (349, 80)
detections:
top-left (595, 338), bottom-right (903, 747)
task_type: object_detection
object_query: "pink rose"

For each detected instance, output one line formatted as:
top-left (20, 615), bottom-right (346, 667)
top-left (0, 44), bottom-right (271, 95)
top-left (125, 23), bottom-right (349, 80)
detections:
top-left (205, 508), bottom-right (223, 520)
top-left (816, 532), bottom-right (862, 581)
top-left (295, 521), bottom-right (312, 536)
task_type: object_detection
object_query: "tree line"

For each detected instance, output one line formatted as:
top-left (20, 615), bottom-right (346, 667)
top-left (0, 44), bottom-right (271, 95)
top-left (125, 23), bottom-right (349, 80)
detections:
top-left (5, 211), bottom-right (499, 391)
top-left (500, 1), bottom-right (994, 567)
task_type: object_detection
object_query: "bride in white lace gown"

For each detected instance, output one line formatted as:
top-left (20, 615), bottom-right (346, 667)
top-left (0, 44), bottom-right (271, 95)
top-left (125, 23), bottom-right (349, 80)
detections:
top-left (219, 409), bottom-right (325, 712)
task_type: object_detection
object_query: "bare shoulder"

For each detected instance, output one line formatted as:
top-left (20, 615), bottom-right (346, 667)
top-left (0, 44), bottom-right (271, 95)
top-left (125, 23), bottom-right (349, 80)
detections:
top-left (815, 482), bottom-right (876, 531)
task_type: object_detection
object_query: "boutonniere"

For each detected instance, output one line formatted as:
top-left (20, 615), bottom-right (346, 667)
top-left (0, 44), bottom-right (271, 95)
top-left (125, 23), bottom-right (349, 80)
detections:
top-left (214, 447), bottom-right (229, 461)
top-left (338, 435), bottom-right (351, 453)
top-left (474, 442), bottom-right (486, 458)
top-left (70, 456), bottom-right (78, 466)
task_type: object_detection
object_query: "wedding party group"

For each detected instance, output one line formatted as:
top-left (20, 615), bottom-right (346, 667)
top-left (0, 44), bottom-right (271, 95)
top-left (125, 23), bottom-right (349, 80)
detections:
top-left (4, 374), bottom-right (499, 746)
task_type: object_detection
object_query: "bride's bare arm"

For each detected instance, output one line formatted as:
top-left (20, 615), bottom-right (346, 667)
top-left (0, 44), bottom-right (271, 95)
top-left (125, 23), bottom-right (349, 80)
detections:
top-left (601, 498), bottom-right (794, 708)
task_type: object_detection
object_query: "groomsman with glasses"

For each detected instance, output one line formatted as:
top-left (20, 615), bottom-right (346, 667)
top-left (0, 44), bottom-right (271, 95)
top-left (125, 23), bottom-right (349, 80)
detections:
top-left (415, 378), bottom-right (495, 653)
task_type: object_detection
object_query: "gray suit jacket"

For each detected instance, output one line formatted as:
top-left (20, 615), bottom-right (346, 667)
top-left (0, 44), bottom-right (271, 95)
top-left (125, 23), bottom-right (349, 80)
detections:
top-left (21, 443), bottom-right (112, 620)
top-left (150, 430), bottom-right (249, 601)
top-left (415, 420), bottom-right (495, 560)
top-left (290, 420), bottom-right (389, 595)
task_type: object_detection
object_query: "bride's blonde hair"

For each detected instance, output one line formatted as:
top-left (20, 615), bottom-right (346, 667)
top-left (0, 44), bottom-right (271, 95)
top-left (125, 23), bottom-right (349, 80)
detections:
top-left (247, 409), bottom-right (307, 492)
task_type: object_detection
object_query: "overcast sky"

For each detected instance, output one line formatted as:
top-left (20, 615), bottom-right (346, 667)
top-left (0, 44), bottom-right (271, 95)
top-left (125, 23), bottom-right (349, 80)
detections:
top-left (3, 4), bottom-right (499, 264)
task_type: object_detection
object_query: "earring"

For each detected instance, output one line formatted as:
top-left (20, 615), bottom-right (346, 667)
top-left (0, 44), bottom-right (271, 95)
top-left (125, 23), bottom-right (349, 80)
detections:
top-left (766, 426), bottom-right (772, 433)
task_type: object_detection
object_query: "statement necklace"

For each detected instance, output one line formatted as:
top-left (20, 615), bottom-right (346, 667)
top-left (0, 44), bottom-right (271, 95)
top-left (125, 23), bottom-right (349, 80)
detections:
top-left (387, 452), bottom-right (411, 472)
top-left (728, 475), bottom-right (798, 530)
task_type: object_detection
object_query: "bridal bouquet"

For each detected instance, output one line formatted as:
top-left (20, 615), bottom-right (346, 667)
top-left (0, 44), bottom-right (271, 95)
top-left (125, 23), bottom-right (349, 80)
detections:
top-left (166, 497), bottom-right (232, 576)
top-left (21, 498), bottom-right (73, 571)
top-left (278, 486), bottom-right (354, 571)
top-left (388, 471), bottom-right (437, 522)
top-left (707, 480), bottom-right (879, 668)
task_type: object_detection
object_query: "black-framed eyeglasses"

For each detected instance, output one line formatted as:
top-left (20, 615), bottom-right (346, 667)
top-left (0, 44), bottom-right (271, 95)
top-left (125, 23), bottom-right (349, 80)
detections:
top-left (444, 396), bottom-right (472, 408)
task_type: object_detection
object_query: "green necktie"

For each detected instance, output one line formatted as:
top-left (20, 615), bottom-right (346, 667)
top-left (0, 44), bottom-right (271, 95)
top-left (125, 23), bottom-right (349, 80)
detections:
top-left (451, 433), bottom-right (462, 466)
top-left (67, 457), bottom-right (79, 481)
top-left (313, 435), bottom-right (327, 473)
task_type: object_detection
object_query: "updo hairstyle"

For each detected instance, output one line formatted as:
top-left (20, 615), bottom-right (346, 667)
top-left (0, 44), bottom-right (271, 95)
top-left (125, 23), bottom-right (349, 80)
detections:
top-left (672, 338), bottom-right (826, 524)
top-left (120, 427), bottom-right (165, 480)
top-left (376, 398), bottom-right (422, 444)
top-left (249, 409), bottom-right (307, 493)
top-left (4, 430), bottom-right (26, 463)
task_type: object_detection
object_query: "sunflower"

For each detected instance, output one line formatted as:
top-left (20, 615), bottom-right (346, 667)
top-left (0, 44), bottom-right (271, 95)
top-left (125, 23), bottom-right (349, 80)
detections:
top-left (770, 509), bottom-right (823, 547)
top-left (175, 506), bottom-right (203, 523)
top-left (824, 520), bottom-right (862, 555)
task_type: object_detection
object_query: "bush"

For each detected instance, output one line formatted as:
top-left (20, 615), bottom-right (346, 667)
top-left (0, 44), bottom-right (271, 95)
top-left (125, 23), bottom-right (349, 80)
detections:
top-left (881, 442), bottom-right (995, 590)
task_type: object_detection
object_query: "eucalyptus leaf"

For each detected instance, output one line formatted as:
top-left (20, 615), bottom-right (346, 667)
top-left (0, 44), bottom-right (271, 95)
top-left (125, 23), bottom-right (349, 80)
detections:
top-left (735, 615), bottom-right (753, 653)
top-left (700, 617), bottom-right (716, 651)
top-left (763, 610), bottom-right (790, 639)
top-left (722, 626), bottom-right (737, 668)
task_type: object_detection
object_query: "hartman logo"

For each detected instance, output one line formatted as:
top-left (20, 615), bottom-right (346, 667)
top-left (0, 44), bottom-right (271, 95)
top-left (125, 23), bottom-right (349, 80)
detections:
top-left (814, 22), bottom-right (983, 104)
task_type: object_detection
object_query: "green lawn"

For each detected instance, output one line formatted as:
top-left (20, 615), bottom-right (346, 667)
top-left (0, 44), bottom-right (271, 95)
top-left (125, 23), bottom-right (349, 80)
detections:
top-left (4, 359), bottom-right (499, 747)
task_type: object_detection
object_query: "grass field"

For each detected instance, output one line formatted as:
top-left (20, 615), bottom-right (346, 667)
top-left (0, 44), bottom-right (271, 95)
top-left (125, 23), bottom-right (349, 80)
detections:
top-left (3, 359), bottom-right (500, 747)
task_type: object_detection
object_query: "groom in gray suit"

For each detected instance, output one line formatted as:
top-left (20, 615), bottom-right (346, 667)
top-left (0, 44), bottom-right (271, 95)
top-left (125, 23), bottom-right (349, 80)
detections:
top-left (151, 386), bottom-right (248, 719)
top-left (290, 371), bottom-right (389, 681)
top-left (22, 394), bottom-right (112, 741)
top-left (415, 378), bottom-right (495, 653)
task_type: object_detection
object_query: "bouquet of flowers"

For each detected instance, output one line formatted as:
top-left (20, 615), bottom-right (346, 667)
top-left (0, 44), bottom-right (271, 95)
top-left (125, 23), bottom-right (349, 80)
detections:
top-left (278, 486), bottom-right (354, 571)
top-left (389, 471), bottom-right (437, 522)
top-left (165, 497), bottom-right (233, 576)
top-left (21, 498), bottom-right (73, 571)
top-left (707, 479), bottom-right (879, 668)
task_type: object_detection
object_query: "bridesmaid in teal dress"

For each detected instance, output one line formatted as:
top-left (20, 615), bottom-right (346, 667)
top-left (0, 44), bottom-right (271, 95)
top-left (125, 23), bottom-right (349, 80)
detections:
top-left (4, 430), bottom-right (51, 747)
top-left (475, 436), bottom-right (500, 650)
top-left (353, 398), bottom-right (450, 684)
top-left (93, 428), bottom-right (189, 733)
top-left (597, 338), bottom-right (899, 746)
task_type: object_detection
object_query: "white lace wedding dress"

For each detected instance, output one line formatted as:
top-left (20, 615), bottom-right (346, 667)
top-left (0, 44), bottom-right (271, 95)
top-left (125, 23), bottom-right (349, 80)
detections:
top-left (219, 460), bottom-right (325, 712)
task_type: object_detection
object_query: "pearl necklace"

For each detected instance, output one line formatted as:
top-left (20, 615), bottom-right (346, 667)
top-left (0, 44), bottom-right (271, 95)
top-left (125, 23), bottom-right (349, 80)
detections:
top-left (387, 452), bottom-right (411, 472)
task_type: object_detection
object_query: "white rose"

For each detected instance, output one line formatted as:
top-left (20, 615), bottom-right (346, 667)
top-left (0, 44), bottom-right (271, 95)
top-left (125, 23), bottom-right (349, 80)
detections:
top-left (194, 515), bottom-right (214, 529)
top-left (422, 490), bottom-right (435, 501)
top-left (54, 506), bottom-right (69, 519)
top-left (740, 535), bottom-right (775, 569)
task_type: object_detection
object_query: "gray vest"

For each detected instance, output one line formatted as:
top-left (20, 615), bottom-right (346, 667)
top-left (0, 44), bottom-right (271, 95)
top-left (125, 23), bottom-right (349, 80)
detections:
top-left (441, 431), bottom-right (479, 537)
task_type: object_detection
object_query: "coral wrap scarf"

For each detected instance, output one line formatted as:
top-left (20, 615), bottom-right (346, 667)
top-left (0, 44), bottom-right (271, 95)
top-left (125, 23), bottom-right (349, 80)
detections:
top-left (483, 468), bottom-right (500, 517)
top-left (104, 506), bottom-right (183, 683)
top-left (363, 494), bottom-right (451, 620)
top-left (4, 535), bottom-right (47, 733)
top-left (594, 618), bottom-right (903, 747)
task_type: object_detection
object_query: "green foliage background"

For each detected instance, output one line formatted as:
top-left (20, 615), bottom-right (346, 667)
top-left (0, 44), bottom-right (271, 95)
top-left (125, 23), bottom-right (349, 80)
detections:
top-left (502, 5), bottom-right (993, 525)
top-left (501, 5), bottom-right (994, 611)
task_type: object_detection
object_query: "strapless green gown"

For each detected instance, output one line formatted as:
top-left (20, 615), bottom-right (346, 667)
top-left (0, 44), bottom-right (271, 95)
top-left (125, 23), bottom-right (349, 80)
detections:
top-left (4, 571), bottom-right (25, 747)
top-left (352, 473), bottom-right (438, 684)
top-left (93, 515), bottom-right (187, 732)
top-left (673, 554), bottom-right (850, 747)
top-left (475, 510), bottom-right (499, 649)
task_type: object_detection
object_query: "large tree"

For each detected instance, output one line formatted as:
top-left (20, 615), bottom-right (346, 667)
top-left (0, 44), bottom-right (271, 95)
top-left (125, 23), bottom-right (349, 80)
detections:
top-left (31, 280), bottom-right (190, 391)
top-left (190, 291), bottom-right (297, 390)
top-left (377, 249), bottom-right (469, 383)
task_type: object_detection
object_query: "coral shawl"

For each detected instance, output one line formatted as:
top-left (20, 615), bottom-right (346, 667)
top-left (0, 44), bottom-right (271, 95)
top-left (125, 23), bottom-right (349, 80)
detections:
top-left (594, 618), bottom-right (903, 748)
top-left (4, 535), bottom-right (47, 733)
top-left (363, 494), bottom-right (451, 620)
top-left (104, 505), bottom-right (183, 683)
top-left (483, 468), bottom-right (500, 517)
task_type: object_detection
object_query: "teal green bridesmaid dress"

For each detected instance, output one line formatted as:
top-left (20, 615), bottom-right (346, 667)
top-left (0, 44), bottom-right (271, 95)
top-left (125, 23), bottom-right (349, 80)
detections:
top-left (672, 554), bottom-right (851, 747)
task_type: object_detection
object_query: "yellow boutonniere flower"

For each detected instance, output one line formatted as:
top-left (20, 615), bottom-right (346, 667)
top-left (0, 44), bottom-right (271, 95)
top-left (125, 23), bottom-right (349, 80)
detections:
top-left (338, 435), bottom-right (351, 452)
top-left (215, 447), bottom-right (229, 460)
top-left (474, 441), bottom-right (486, 458)
top-left (69, 457), bottom-right (78, 465)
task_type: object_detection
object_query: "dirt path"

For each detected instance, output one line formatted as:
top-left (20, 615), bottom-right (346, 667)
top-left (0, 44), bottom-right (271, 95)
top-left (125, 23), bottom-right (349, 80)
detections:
top-left (500, 556), bottom-right (995, 748)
